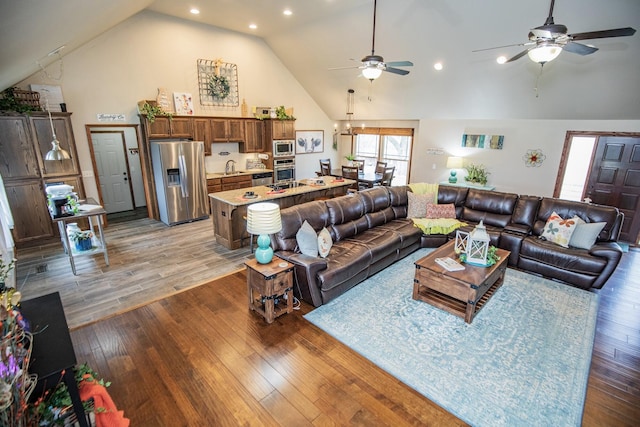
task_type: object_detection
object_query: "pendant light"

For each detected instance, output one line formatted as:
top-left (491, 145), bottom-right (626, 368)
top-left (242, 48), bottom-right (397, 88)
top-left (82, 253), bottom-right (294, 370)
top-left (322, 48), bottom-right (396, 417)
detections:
top-left (44, 97), bottom-right (71, 161)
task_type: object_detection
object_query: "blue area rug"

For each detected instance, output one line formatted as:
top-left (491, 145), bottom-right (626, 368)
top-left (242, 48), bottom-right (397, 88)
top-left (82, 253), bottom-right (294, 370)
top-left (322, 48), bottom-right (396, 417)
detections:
top-left (304, 249), bottom-right (599, 426)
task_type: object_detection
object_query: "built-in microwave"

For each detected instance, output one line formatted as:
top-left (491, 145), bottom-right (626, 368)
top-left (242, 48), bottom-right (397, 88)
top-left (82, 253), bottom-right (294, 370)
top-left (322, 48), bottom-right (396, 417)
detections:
top-left (273, 140), bottom-right (294, 157)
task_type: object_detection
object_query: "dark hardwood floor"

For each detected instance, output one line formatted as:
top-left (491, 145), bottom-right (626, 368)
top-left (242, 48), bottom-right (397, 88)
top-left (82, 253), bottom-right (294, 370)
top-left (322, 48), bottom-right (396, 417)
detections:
top-left (66, 247), bottom-right (640, 426)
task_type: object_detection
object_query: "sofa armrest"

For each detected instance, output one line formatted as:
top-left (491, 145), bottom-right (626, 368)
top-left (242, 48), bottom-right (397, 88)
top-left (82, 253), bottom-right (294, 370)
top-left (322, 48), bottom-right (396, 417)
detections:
top-left (588, 242), bottom-right (623, 289)
top-left (276, 251), bottom-right (328, 307)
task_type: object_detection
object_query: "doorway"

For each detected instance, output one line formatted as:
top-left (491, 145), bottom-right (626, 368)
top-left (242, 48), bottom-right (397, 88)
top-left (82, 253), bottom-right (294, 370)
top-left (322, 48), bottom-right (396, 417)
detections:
top-left (555, 131), bottom-right (640, 244)
top-left (86, 125), bottom-right (148, 222)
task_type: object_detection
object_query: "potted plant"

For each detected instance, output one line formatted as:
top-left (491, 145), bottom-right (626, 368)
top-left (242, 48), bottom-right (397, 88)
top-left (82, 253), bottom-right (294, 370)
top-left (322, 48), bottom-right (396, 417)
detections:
top-left (464, 163), bottom-right (490, 185)
top-left (69, 229), bottom-right (93, 252)
top-left (345, 154), bottom-right (356, 166)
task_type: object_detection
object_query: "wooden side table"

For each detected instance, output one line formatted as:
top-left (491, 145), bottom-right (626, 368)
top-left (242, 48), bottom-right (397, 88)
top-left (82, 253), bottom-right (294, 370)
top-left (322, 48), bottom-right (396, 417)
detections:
top-left (245, 256), bottom-right (294, 323)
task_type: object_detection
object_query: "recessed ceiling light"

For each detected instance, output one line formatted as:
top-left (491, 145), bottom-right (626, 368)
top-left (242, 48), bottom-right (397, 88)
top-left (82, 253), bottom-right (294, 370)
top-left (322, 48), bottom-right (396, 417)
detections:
top-left (433, 62), bottom-right (443, 71)
top-left (190, 8), bottom-right (200, 15)
top-left (283, 9), bottom-right (293, 16)
top-left (496, 56), bottom-right (507, 64)
top-left (249, 23), bottom-right (257, 29)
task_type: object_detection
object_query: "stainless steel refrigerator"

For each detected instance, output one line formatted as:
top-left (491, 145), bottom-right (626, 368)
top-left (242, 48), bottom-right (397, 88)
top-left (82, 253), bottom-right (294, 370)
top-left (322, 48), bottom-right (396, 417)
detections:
top-left (151, 140), bottom-right (208, 226)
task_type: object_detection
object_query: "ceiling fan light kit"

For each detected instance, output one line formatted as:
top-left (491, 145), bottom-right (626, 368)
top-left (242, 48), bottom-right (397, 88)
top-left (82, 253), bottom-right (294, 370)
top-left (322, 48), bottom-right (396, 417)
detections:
top-left (527, 43), bottom-right (562, 63)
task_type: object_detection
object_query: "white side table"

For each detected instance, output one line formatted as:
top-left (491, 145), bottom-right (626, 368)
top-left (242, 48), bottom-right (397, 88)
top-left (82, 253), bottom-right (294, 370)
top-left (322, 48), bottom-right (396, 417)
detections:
top-left (51, 198), bottom-right (109, 275)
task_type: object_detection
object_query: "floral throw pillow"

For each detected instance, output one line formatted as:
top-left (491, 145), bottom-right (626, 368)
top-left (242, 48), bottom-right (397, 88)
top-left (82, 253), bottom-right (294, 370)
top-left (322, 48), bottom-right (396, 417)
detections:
top-left (425, 203), bottom-right (457, 219)
top-left (540, 212), bottom-right (578, 248)
top-left (407, 192), bottom-right (435, 218)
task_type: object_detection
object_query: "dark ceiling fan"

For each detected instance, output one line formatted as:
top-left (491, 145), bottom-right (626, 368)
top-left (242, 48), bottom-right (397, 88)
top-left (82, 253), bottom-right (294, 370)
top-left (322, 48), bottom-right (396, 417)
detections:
top-left (474, 0), bottom-right (636, 64)
top-left (329, 0), bottom-right (413, 80)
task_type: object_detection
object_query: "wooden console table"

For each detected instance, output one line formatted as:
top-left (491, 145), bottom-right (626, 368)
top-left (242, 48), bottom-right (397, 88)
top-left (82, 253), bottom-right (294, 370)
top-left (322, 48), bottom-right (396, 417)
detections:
top-left (21, 292), bottom-right (89, 427)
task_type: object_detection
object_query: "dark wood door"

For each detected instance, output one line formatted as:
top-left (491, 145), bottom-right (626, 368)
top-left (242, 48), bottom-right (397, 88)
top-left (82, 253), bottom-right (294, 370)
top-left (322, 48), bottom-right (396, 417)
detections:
top-left (585, 136), bottom-right (640, 243)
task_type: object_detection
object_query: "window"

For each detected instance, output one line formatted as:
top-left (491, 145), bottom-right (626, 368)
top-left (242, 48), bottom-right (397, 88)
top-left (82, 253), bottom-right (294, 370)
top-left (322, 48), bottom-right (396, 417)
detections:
top-left (353, 128), bottom-right (414, 185)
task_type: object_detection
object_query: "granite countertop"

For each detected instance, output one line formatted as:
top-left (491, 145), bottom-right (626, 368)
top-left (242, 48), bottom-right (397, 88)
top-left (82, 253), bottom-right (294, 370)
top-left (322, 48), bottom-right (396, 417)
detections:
top-left (208, 177), bottom-right (355, 206)
top-left (206, 169), bottom-right (273, 179)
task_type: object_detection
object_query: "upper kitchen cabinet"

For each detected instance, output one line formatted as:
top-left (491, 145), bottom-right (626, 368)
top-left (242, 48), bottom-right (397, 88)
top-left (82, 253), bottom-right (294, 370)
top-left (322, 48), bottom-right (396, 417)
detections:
top-left (211, 118), bottom-right (245, 143)
top-left (193, 118), bottom-right (212, 156)
top-left (240, 119), bottom-right (265, 153)
top-left (268, 119), bottom-right (295, 140)
top-left (30, 113), bottom-right (80, 177)
top-left (144, 116), bottom-right (194, 139)
top-left (0, 115), bottom-right (41, 180)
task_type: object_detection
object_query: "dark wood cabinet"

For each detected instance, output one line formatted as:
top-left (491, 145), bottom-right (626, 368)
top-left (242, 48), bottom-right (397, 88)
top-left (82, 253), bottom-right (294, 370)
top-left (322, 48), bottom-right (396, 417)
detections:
top-left (241, 119), bottom-right (265, 153)
top-left (269, 119), bottom-right (295, 140)
top-left (220, 174), bottom-right (252, 191)
top-left (211, 119), bottom-right (245, 142)
top-left (193, 118), bottom-right (212, 156)
top-left (146, 116), bottom-right (193, 139)
top-left (0, 112), bottom-right (83, 244)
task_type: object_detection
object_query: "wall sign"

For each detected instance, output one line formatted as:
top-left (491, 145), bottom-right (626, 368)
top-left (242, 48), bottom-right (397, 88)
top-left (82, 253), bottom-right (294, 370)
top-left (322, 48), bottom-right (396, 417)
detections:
top-left (97, 113), bottom-right (125, 122)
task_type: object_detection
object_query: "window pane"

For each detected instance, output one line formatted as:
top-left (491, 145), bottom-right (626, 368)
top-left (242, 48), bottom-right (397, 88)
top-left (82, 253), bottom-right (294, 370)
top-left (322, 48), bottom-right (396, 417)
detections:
top-left (355, 134), bottom-right (379, 158)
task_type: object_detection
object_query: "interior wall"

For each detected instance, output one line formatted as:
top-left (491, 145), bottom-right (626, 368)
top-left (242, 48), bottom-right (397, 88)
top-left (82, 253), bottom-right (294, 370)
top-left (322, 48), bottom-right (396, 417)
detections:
top-left (415, 119), bottom-right (640, 196)
top-left (18, 10), bottom-right (335, 200)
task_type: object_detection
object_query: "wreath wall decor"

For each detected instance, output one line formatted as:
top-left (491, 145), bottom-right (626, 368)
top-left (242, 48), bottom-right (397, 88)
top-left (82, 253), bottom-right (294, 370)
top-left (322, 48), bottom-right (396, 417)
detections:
top-left (197, 58), bottom-right (239, 107)
top-left (523, 149), bottom-right (546, 167)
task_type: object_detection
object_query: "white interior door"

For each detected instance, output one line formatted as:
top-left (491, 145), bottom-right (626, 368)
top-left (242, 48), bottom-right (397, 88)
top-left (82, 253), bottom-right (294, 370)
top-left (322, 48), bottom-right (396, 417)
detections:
top-left (91, 132), bottom-right (134, 213)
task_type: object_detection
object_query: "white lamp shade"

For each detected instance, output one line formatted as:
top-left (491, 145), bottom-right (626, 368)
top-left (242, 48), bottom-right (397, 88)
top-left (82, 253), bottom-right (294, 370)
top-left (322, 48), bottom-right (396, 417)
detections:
top-left (527, 44), bottom-right (562, 63)
top-left (362, 66), bottom-right (383, 80)
top-left (247, 202), bottom-right (282, 235)
top-left (446, 156), bottom-right (463, 169)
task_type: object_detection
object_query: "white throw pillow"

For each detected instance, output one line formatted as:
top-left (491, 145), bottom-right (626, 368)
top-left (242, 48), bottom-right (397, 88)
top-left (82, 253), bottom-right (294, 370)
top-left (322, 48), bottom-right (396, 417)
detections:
top-left (540, 212), bottom-right (579, 248)
top-left (317, 227), bottom-right (333, 258)
top-left (569, 221), bottom-right (606, 249)
top-left (296, 220), bottom-right (318, 257)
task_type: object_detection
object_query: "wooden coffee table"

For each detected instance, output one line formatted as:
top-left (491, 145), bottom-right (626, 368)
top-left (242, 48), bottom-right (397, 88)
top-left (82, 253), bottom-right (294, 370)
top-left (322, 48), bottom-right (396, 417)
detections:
top-left (413, 241), bottom-right (510, 323)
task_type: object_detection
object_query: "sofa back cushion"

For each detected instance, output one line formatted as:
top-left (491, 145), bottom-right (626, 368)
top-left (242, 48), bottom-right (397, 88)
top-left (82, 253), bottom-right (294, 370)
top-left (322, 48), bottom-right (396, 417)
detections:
top-left (272, 200), bottom-right (329, 252)
top-left (533, 198), bottom-right (621, 242)
top-left (461, 189), bottom-right (518, 228)
top-left (388, 186), bottom-right (409, 218)
top-left (437, 185), bottom-right (468, 218)
top-left (326, 194), bottom-right (368, 241)
top-left (359, 187), bottom-right (396, 228)
top-left (510, 195), bottom-right (541, 228)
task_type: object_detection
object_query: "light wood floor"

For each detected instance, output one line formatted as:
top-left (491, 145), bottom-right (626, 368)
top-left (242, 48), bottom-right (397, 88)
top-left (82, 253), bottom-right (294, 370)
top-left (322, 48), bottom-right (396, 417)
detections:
top-left (68, 244), bottom-right (640, 426)
top-left (15, 216), bottom-right (253, 329)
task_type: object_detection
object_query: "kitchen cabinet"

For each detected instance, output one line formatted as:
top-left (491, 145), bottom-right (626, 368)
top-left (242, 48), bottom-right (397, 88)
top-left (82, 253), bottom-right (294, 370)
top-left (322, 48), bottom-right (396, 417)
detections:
top-left (220, 174), bottom-right (252, 191)
top-left (241, 119), bottom-right (265, 153)
top-left (268, 119), bottom-right (295, 140)
top-left (193, 118), bottom-right (212, 156)
top-left (0, 112), bottom-right (84, 244)
top-left (207, 177), bottom-right (222, 194)
top-left (145, 116), bottom-right (194, 139)
top-left (211, 119), bottom-right (245, 142)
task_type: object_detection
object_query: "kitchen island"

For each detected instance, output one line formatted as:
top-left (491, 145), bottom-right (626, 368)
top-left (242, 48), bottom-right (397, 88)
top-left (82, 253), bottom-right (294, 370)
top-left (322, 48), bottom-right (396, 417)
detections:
top-left (209, 177), bottom-right (355, 249)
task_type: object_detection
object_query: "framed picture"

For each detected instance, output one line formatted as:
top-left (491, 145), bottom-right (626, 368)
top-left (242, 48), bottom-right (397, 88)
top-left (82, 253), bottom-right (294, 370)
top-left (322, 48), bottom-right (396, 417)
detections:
top-left (173, 92), bottom-right (194, 115)
top-left (296, 130), bottom-right (324, 154)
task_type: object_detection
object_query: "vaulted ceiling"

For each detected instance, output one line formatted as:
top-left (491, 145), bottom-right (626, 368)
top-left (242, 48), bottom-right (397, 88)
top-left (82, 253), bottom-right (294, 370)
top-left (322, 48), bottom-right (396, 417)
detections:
top-left (1, 0), bottom-right (639, 120)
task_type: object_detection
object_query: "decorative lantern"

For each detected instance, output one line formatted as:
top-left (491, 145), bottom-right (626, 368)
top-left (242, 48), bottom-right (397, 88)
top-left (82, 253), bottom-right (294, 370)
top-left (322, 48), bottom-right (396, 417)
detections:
top-left (467, 220), bottom-right (490, 265)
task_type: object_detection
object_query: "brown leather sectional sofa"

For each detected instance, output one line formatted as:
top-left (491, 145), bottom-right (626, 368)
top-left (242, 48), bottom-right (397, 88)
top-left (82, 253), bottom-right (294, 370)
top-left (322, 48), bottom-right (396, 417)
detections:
top-left (271, 185), bottom-right (624, 307)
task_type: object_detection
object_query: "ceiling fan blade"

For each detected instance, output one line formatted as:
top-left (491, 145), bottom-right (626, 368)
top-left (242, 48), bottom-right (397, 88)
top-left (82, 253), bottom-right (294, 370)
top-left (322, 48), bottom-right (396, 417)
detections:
top-left (562, 41), bottom-right (598, 55)
top-left (384, 67), bottom-right (410, 75)
top-left (506, 48), bottom-right (531, 63)
top-left (328, 65), bottom-right (361, 71)
top-left (569, 27), bottom-right (636, 41)
top-left (472, 42), bottom-right (532, 52)
top-left (386, 61), bottom-right (413, 67)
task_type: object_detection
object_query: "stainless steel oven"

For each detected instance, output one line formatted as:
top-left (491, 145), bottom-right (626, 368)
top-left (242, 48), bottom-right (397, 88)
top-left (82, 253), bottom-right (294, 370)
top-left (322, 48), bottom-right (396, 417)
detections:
top-left (273, 157), bottom-right (295, 183)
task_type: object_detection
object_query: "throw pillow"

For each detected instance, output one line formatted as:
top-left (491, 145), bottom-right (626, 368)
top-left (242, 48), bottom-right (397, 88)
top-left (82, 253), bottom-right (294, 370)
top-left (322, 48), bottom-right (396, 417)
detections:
top-left (540, 212), bottom-right (579, 248)
top-left (296, 220), bottom-right (318, 257)
top-left (425, 203), bottom-right (456, 219)
top-left (317, 227), bottom-right (333, 258)
top-left (569, 221), bottom-right (606, 249)
top-left (407, 192), bottom-right (435, 218)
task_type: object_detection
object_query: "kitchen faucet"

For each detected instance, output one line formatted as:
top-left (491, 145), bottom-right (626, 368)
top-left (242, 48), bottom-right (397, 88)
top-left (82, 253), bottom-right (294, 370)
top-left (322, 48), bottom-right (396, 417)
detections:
top-left (225, 159), bottom-right (236, 174)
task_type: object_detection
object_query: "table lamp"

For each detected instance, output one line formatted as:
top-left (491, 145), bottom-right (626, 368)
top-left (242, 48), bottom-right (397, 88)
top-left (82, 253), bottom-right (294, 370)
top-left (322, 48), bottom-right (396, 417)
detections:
top-left (246, 202), bottom-right (282, 264)
top-left (446, 156), bottom-right (463, 184)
